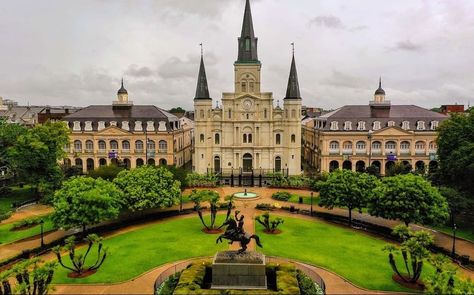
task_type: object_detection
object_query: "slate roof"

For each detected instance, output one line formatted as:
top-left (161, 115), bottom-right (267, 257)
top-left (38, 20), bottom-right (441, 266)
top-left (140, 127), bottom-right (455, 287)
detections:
top-left (316, 105), bottom-right (447, 131)
top-left (64, 105), bottom-right (176, 121)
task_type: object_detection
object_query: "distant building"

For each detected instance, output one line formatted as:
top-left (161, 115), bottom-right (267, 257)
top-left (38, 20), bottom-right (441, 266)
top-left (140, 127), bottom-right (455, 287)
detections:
top-left (302, 79), bottom-right (448, 175)
top-left (440, 104), bottom-right (465, 115)
top-left (38, 106), bottom-right (81, 124)
top-left (63, 80), bottom-right (193, 173)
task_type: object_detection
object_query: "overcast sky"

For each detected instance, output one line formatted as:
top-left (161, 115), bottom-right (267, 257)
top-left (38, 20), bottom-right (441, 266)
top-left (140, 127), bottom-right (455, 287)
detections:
top-left (1, 0), bottom-right (474, 110)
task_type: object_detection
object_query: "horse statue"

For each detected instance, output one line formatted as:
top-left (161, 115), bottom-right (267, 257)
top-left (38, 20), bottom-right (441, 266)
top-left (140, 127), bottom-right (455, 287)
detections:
top-left (216, 211), bottom-right (262, 254)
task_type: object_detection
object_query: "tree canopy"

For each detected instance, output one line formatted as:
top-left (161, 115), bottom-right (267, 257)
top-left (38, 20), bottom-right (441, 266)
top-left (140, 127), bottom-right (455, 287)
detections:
top-left (7, 121), bottom-right (69, 196)
top-left (113, 166), bottom-right (181, 211)
top-left (319, 170), bottom-right (379, 226)
top-left (52, 177), bottom-right (123, 230)
top-left (0, 119), bottom-right (27, 167)
top-left (436, 108), bottom-right (474, 195)
top-left (369, 174), bottom-right (449, 226)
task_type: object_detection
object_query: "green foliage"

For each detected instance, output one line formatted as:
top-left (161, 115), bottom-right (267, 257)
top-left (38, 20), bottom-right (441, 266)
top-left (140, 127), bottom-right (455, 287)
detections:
top-left (319, 170), bottom-right (379, 226)
top-left (7, 121), bottom-right (69, 197)
top-left (168, 107), bottom-right (186, 113)
top-left (272, 191), bottom-right (291, 201)
top-left (164, 165), bottom-right (189, 190)
top-left (12, 217), bottom-right (42, 230)
top-left (113, 166), bottom-right (180, 211)
top-left (0, 214), bottom-right (55, 244)
top-left (185, 173), bottom-right (218, 187)
top-left (173, 261), bottom-right (208, 295)
top-left (0, 258), bottom-right (57, 295)
top-left (439, 186), bottom-right (472, 219)
top-left (268, 173), bottom-right (311, 188)
top-left (276, 263), bottom-right (300, 294)
top-left (436, 108), bottom-right (474, 196)
top-left (383, 225), bottom-right (434, 283)
top-left (370, 174), bottom-right (449, 226)
top-left (296, 269), bottom-right (324, 295)
top-left (52, 177), bottom-right (123, 230)
top-left (0, 209), bottom-right (12, 223)
top-left (0, 119), bottom-right (27, 168)
top-left (189, 190), bottom-right (230, 230)
top-left (386, 162), bottom-right (412, 176)
top-left (425, 254), bottom-right (474, 295)
top-left (255, 203), bottom-right (274, 211)
top-left (156, 271), bottom-right (181, 295)
top-left (255, 212), bottom-right (284, 233)
top-left (53, 234), bottom-right (107, 275)
top-left (88, 164), bottom-right (124, 181)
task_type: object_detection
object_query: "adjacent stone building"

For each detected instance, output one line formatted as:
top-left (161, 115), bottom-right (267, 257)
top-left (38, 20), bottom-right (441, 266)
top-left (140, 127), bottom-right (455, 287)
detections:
top-left (303, 80), bottom-right (448, 175)
top-left (63, 81), bottom-right (193, 173)
top-left (193, 0), bottom-right (302, 180)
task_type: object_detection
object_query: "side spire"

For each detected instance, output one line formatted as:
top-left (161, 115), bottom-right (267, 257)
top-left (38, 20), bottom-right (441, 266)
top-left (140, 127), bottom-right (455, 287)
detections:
top-left (237, 0), bottom-right (259, 63)
top-left (284, 44), bottom-right (301, 100)
top-left (194, 44), bottom-right (211, 100)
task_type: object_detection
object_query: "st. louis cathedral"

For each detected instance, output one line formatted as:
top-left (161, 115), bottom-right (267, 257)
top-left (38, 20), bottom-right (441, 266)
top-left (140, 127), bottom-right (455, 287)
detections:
top-left (193, 0), bottom-right (302, 181)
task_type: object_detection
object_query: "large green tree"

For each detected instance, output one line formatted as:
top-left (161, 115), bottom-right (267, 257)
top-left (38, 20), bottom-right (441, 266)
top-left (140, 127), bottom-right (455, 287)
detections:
top-left (436, 108), bottom-right (474, 195)
top-left (369, 174), bottom-right (449, 226)
top-left (0, 119), bottom-right (27, 168)
top-left (319, 170), bottom-right (379, 227)
top-left (52, 177), bottom-right (123, 231)
top-left (113, 166), bottom-right (181, 211)
top-left (7, 121), bottom-right (69, 197)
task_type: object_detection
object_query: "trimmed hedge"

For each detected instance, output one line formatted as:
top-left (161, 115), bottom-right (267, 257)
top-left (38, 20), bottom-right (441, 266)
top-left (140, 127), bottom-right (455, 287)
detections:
top-left (272, 191), bottom-right (291, 201)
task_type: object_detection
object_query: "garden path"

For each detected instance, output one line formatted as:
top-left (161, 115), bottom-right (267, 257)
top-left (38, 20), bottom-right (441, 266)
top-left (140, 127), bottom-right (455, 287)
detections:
top-left (2, 204), bottom-right (53, 225)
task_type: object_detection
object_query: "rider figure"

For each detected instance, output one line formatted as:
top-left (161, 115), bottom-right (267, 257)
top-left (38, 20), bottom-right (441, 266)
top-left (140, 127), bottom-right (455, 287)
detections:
top-left (235, 210), bottom-right (244, 235)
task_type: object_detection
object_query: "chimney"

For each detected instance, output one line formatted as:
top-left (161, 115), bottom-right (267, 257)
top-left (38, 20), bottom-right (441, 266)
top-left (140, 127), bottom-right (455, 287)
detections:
top-left (65, 108), bottom-right (69, 114)
top-left (46, 107), bottom-right (51, 114)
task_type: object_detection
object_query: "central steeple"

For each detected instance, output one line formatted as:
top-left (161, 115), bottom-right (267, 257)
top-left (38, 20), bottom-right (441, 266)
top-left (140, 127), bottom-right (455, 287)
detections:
top-left (237, 0), bottom-right (259, 63)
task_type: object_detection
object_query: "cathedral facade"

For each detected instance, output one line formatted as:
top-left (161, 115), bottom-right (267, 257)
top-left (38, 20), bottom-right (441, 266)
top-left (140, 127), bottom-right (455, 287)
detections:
top-left (193, 0), bottom-right (302, 178)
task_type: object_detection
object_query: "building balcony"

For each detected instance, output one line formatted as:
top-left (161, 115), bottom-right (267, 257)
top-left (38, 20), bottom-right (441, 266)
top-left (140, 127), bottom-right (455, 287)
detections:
top-left (371, 149), bottom-right (382, 155)
top-left (399, 150), bottom-right (411, 156)
top-left (329, 149), bottom-right (340, 155)
top-left (355, 149), bottom-right (366, 155)
top-left (74, 149), bottom-right (82, 153)
top-left (342, 149), bottom-right (353, 155)
top-left (84, 149), bottom-right (94, 154)
top-left (415, 150), bottom-right (426, 155)
top-left (385, 149), bottom-right (396, 155)
top-left (135, 149), bottom-right (144, 154)
top-left (97, 149), bottom-right (106, 154)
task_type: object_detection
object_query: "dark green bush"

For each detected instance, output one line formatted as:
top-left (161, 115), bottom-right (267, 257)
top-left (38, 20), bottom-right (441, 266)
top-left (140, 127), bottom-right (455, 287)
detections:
top-left (156, 271), bottom-right (181, 295)
top-left (88, 165), bottom-right (124, 181)
top-left (0, 186), bottom-right (12, 196)
top-left (256, 203), bottom-right (274, 211)
top-left (296, 269), bottom-right (323, 295)
top-left (272, 191), bottom-right (291, 201)
top-left (12, 217), bottom-right (41, 230)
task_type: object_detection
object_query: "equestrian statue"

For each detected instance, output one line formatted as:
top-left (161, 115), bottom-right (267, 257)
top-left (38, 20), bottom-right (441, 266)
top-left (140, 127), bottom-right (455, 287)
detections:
top-left (216, 210), bottom-right (262, 253)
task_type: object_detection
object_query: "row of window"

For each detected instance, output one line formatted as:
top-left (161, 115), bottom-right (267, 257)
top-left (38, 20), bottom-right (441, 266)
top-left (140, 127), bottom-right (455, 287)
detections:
top-left (71, 120), bottom-right (180, 132)
top-left (329, 140), bottom-right (437, 151)
top-left (72, 139), bottom-right (168, 152)
top-left (202, 133), bottom-right (297, 144)
top-left (322, 120), bottom-right (440, 131)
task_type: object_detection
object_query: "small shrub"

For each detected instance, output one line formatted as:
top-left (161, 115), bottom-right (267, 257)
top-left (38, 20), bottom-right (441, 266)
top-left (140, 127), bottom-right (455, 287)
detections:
top-left (255, 212), bottom-right (284, 233)
top-left (272, 191), bottom-right (291, 201)
top-left (276, 263), bottom-right (300, 294)
top-left (156, 271), bottom-right (182, 295)
top-left (297, 269), bottom-right (324, 295)
top-left (0, 210), bottom-right (12, 223)
top-left (12, 217), bottom-right (42, 230)
top-left (88, 165), bottom-right (124, 181)
top-left (256, 203), bottom-right (274, 211)
top-left (268, 173), bottom-right (311, 188)
top-left (185, 173), bottom-right (218, 188)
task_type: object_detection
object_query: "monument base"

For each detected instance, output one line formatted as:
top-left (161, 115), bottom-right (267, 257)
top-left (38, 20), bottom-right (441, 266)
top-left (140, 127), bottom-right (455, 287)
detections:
top-left (211, 251), bottom-right (267, 290)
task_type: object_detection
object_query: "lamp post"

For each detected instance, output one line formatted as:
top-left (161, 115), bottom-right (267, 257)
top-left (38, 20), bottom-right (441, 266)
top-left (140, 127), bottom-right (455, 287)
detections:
top-left (310, 192), bottom-right (314, 216)
top-left (40, 219), bottom-right (45, 247)
top-left (451, 223), bottom-right (457, 258)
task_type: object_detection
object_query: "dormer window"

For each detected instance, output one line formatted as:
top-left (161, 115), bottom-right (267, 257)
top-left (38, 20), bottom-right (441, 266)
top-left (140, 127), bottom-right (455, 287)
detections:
top-left (97, 121), bottom-right (105, 131)
top-left (84, 121), bottom-right (93, 131)
top-left (387, 121), bottom-right (395, 127)
top-left (110, 121), bottom-right (117, 127)
top-left (122, 121), bottom-right (129, 131)
top-left (344, 121), bottom-right (352, 130)
top-left (73, 121), bottom-right (81, 131)
top-left (417, 121), bottom-right (425, 130)
top-left (146, 121), bottom-right (155, 132)
top-left (402, 121), bottom-right (410, 130)
top-left (431, 121), bottom-right (439, 130)
top-left (330, 121), bottom-right (339, 130)
top-left (357, 121), bottom-right (365, 131)
top-left (373, 121), bottom-right (381, 130)
top-left (134, 121), bottom-right (143, 131)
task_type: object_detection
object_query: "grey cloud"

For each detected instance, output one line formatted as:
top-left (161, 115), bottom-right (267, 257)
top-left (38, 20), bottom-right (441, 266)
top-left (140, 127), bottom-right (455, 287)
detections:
top-left (321, 70), bottom-right (369, 89)
top-left (125, 65), bottom-right (154, 78)
top-left (395, 40), bottom-right (422, 51)
top-left (309, 15), bottom-right (345, 29)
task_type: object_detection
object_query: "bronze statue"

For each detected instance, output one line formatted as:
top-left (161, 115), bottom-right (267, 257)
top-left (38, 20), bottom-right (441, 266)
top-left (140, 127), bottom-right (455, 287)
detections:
top-left (216, 211), bottom-right (262, 253)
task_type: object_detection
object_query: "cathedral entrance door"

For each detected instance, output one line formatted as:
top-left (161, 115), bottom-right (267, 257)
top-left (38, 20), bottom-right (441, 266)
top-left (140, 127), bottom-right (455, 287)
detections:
top-left (242, 153), bottom-right (253, 173)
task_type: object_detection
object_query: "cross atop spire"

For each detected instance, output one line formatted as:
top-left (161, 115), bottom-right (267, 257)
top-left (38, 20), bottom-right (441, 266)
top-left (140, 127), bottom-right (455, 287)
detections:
top-left (194, 48), bottom-right (211, 100)
top-left (284, 46), bottom-right (301, 100)
top-left (237, 0), bottom-right (259, 63)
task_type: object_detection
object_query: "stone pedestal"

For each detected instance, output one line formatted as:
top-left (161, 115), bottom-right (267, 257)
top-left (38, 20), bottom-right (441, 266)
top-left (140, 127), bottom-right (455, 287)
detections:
top-left (212, 251), bottom-right (267, 290)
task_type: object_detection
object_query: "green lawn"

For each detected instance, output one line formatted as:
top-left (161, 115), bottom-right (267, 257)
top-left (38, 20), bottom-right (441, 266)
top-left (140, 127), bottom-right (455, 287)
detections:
top-left (257, 216), bottom-right (435, 292)
top-left (52, 215), bottom-right (228, 284)
top-left (0, 214), bottom-right (55, 245)
top-left (0, 186), bottom-right (36, 212)
top-left (286, 194), bottom-right (319, 205)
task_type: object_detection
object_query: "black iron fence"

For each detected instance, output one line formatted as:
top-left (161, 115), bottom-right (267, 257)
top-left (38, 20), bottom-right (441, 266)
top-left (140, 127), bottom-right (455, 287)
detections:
top-left (206, 168), bottom-right (289, 187)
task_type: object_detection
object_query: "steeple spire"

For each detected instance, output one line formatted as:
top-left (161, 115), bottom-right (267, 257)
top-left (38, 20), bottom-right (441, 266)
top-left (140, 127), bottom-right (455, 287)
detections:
top-left (284, 45), bottom-right (301, 100)
top-left (374, 76), bottom-right (385, 96)
top-left (237, 0), bottom-right (259, 63)
top-left (194, 46), bottom-right (211, 100)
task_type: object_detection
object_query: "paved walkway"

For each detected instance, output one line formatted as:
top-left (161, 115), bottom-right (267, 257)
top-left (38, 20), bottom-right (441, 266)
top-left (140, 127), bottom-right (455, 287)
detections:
top-left (2, 204), bottom-right (53, 225)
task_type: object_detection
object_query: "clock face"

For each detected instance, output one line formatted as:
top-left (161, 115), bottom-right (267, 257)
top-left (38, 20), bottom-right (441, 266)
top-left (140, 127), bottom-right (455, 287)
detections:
top-left (243, 99), bottom-right (252, 111)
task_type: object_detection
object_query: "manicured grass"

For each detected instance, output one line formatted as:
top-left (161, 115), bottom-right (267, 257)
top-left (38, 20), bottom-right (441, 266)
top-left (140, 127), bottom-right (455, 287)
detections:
top-left (0, 214), bottom-right (55, 245)
top-left (430, 224), bottom-right (474, 243)
top-left (286, 194), bottom-right (319, 205)
top-left (0, 186), bottom-right (36, 212)
top-left (52, 215), bottom-right (228, 284)
top-left (257, 216), bottom-right (435, 292)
